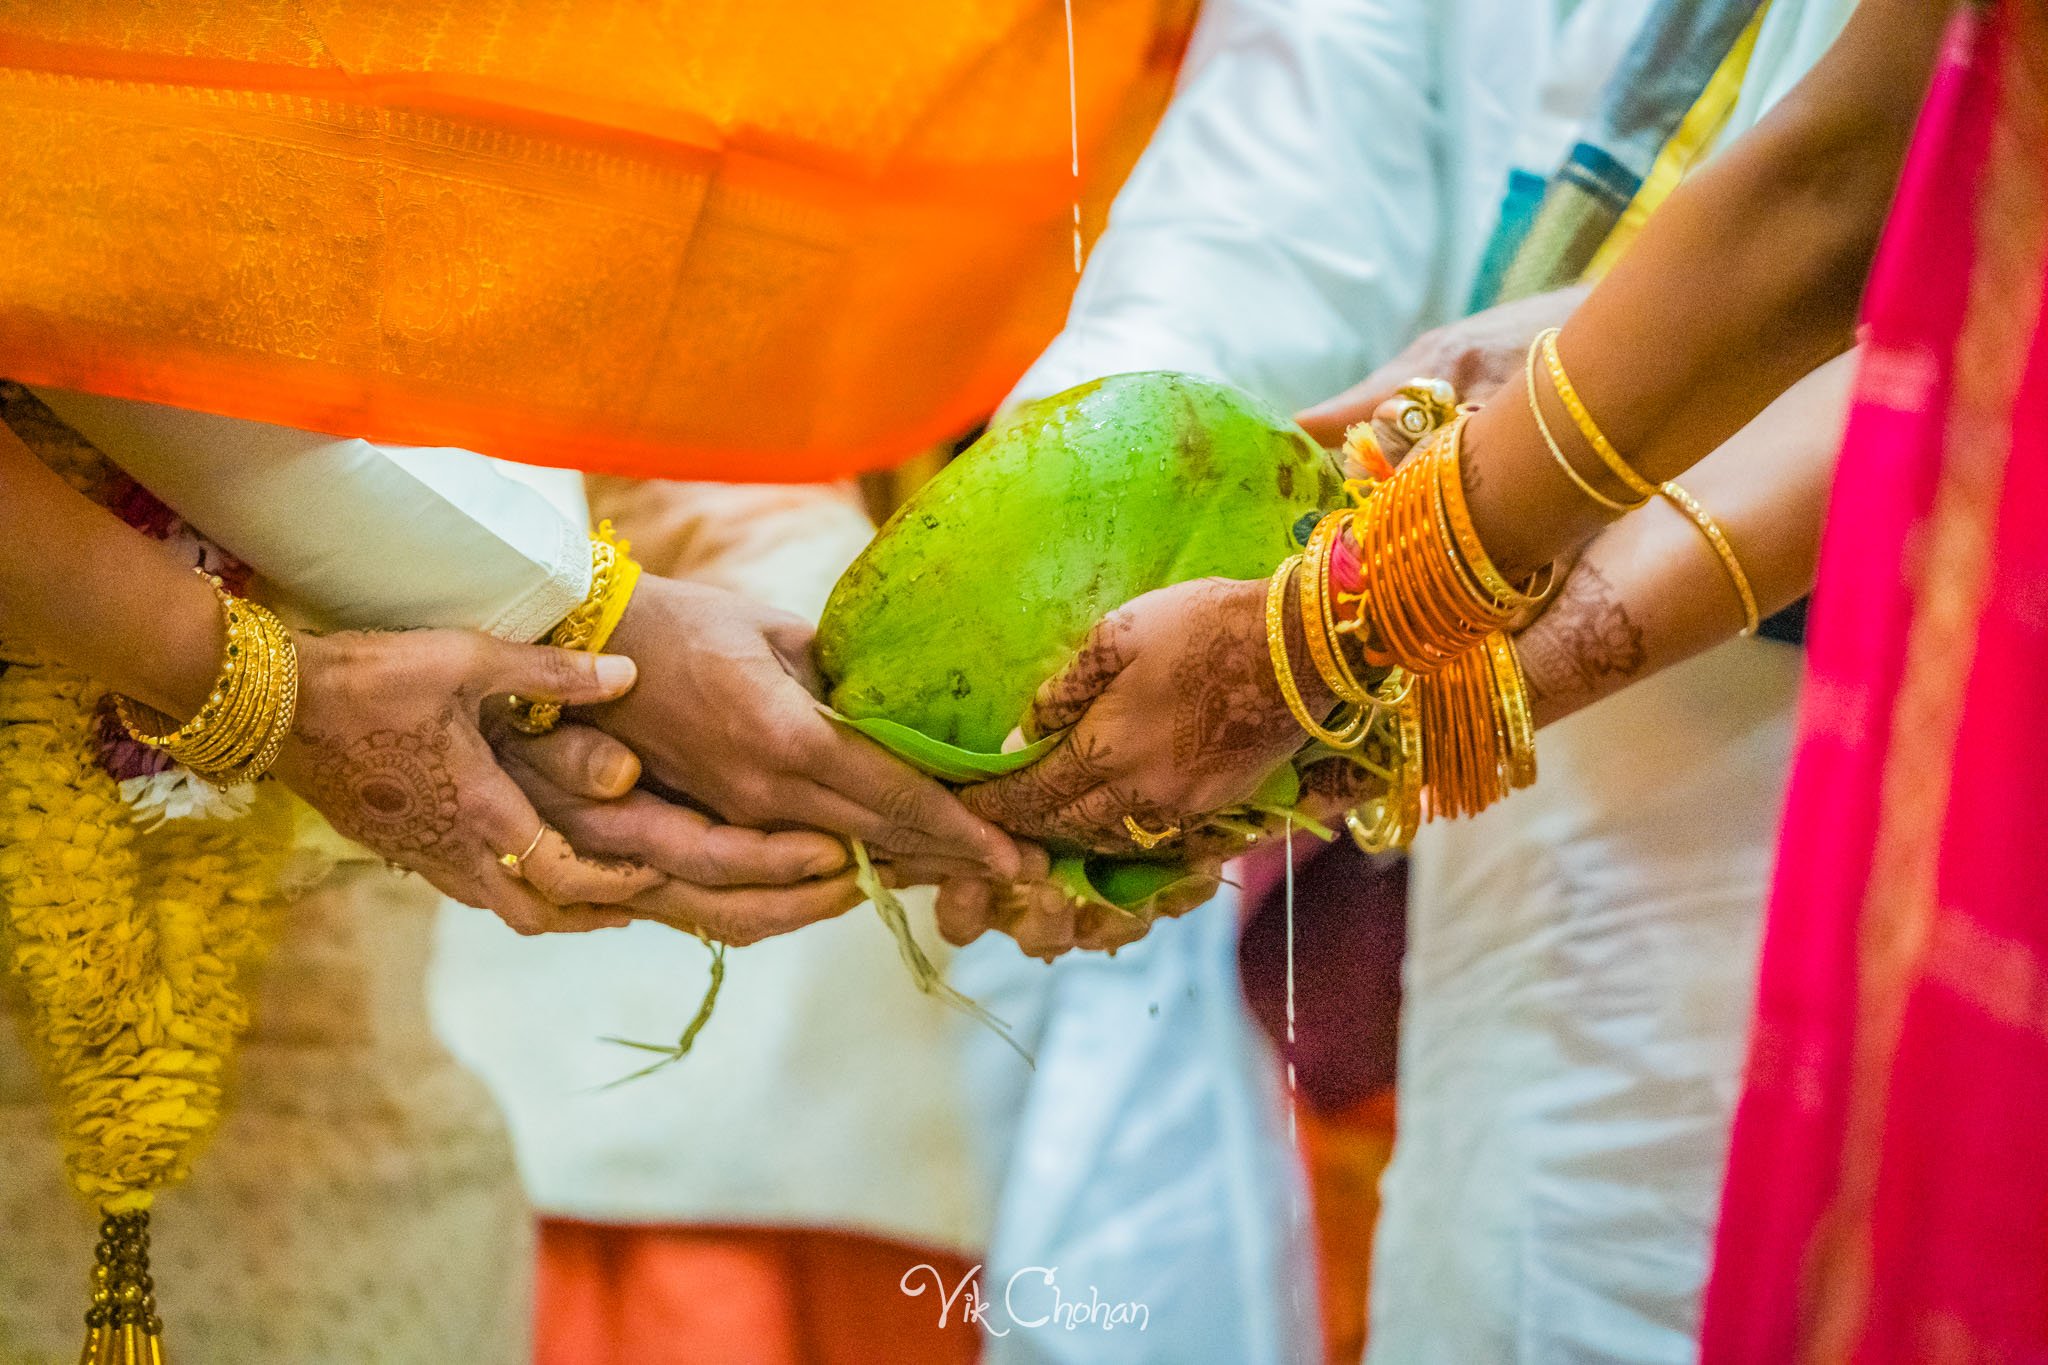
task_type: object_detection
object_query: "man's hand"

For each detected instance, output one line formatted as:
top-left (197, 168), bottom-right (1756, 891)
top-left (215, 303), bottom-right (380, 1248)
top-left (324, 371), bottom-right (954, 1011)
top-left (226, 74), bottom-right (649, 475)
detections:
top-left (496, 723), bottom-right (866, 944)
top-left (1296, 285), bottom-right (1589, 457)
top-left (580, 575), bottom-right (1026, 880)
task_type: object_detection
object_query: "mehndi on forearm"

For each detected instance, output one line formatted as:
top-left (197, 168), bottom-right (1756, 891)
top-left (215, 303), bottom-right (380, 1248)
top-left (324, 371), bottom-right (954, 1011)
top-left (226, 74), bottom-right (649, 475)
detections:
top-left (1518, 352), bottom-right (1851, 728)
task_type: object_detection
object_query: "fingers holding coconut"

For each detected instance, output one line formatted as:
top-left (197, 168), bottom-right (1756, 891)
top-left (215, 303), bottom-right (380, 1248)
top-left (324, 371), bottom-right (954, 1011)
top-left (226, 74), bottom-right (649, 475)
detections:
top-left (935, 878), bottom-right (997, 947)
top-left (964, 578), bottom-right (1316, 850)
top-left (583, 575), bottom-right (1018, 876)
top-left (1072, 900), bottom-right (1156, 955)
top-left (1022, 608), bottom-right (1136, 741)
top-left (992, 881), bottom-right (1080, 962)
top-left (795, 721), bottom-right (1027, 878)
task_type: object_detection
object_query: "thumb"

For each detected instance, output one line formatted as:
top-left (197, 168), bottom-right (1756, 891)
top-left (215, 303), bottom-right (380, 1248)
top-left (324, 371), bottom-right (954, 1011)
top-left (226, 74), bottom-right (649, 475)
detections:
top-left (1023, 610), bottom-right (1132, 741)
top-left (502, 722), bottom-right (642, 799)
top-left (1295, 356), bottom-right (1415, 446)
top-left (471, 638), bottom-right (638, 707)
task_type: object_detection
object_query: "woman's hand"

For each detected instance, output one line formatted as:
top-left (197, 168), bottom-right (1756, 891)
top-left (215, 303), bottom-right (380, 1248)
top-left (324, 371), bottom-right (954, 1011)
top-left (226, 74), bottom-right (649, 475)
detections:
top-left (935, 758), bottom-right (1385, 961)
top-left (275, 630), bottom-right (666, 936)
top-left (583, 575), bottom-right (1027, 881)
top-left (957, 576), bottom-right (1326, 855)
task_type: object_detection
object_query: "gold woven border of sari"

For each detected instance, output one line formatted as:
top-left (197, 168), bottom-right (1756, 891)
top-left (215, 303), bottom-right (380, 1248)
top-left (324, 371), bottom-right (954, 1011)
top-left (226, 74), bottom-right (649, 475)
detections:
top-left (0, 0), bottom-right (1191, 481)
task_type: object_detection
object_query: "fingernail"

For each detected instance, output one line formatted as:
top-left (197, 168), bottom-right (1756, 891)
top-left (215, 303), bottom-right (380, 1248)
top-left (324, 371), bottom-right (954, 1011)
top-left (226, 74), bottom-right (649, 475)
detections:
top-left (591, 746), bottom-right (638, 795)
top-left (595, 654), bottom-right (637, 692)
top-left (1001, 726), bottom-right (1027, 754)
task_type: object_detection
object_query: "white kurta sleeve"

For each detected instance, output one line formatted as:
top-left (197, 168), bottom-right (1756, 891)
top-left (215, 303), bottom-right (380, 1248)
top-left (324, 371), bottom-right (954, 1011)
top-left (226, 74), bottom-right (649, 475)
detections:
top-left (31, 389), bottom-right (589, 641)
top-left (1012, 0), bottom-right (1449, 411)
top-left (1011, 0), bottom-right (1646, 414)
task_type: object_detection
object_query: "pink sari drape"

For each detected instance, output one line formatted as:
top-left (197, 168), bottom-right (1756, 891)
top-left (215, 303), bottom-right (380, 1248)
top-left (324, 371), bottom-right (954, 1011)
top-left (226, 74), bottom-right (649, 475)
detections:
top-left (1700, 4), bottom-right (2048, 1361)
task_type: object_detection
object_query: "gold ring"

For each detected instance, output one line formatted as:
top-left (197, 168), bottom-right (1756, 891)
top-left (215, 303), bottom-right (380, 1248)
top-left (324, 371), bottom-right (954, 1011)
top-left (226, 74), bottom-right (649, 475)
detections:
top-left (1122, 814), bottom-right (1182, 851)
top-left (499, 824), bottom-right (549, 874)
top-left (1392, 378), bottom-right (1459, 437)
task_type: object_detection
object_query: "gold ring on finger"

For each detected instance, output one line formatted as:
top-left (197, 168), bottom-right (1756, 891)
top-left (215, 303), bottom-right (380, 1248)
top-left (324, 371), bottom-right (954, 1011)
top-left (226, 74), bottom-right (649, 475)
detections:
top-left (1122, 814), bottom-right (1182, 851)
top-left (1394, 378), bottom-right (1460, 432)
top-left (499, 824), bottom-right (549, 875)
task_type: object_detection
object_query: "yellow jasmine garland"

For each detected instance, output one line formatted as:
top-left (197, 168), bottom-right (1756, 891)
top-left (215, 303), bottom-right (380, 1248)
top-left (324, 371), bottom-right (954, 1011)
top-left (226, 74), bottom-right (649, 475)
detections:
top-left (0, 657), bottom-right (291, 1349)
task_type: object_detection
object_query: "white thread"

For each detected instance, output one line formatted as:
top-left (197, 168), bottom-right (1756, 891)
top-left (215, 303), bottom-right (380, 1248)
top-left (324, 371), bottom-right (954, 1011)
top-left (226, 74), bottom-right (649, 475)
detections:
top-left (1284, 814), bottom-right (1298, 1143)
top-left (1064, 0), bottom-right (1083, 272)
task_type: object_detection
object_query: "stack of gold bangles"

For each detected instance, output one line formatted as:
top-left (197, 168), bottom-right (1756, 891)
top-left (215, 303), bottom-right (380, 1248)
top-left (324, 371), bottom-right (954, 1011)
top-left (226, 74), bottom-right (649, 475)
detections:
top-left (1281, 334), bottom-right (1762, 850)
top-left (1267, 391), bottom-right (1545, 850)
top-left (115, 570), bottom-right (299, 787)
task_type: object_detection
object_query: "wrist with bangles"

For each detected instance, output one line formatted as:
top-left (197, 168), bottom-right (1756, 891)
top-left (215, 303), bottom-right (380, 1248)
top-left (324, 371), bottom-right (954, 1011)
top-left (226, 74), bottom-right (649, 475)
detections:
top-left (1287, 348), bottom-right (1764, 848)
top-left (114, 569), bottom-right (301, 788)
top-left (1269, 383), bottom-right (1549, 847)
top-left (508, 519), bottom-right (643, 736)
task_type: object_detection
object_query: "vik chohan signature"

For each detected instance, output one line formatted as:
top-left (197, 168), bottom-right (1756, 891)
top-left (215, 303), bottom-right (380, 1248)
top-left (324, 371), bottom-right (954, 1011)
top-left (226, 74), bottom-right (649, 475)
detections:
top-left (901, 1263), bottom-right (1151, 1336)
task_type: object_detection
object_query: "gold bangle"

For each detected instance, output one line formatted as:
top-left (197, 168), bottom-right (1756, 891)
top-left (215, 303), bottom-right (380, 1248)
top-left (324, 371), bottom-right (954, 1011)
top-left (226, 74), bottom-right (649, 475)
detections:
top-left (115, 574), bottom-right (243, 750)
top-left (1315, 519), bottom-right (1379, 707)
top-left (1485, 632), bottom-right (1538, 790)
top-left (1265, 556), bottom-right (1373, 749)
top-left (1539, 328), bottom-right (1659, 504)
top-left (1299, 511), bottom-right (1375, 706)
top-left (1350, 438), bottom-right (1518, 675)
top-left (1345, 686), bottom-right (1424, 853)
top-left (115, 571), bottom-right (300, 786)
top-left (1435, 415), bottom-right (1553, 611)
top-left (1658, 481), bottom-right (1760, 636)
top-left (1525, 334), bottom-right (1640, 514)
top-left (513, 522), bottom-right (642, 736)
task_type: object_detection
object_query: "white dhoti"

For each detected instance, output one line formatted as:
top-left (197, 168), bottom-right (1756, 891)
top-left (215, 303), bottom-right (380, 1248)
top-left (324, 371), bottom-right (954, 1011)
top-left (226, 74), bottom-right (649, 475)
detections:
top-left (952, 886), bottom-right (1317, 1363)
top-left (1366, 640), bottom-right (1801, 1365)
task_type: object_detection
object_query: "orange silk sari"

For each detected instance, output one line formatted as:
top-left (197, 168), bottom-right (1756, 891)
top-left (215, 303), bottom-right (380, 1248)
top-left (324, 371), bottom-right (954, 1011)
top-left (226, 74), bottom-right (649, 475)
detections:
top-left (0, 1), bottom-right (1190, 481)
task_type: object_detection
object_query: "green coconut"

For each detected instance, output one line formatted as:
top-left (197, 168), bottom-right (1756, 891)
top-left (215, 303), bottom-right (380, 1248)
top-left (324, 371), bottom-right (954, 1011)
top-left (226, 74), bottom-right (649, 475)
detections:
top-left (816, 371), bottom-right (1345, 912)
top-left (620, 373), bottom-right (1345, 1074)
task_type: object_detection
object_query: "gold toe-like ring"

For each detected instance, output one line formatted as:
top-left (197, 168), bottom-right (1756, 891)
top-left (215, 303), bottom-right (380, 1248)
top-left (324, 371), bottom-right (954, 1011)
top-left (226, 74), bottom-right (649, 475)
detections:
top-left (1122, 814), bottom-right (1182, 851)
top-left (499, 824), bottom-right (549, 874)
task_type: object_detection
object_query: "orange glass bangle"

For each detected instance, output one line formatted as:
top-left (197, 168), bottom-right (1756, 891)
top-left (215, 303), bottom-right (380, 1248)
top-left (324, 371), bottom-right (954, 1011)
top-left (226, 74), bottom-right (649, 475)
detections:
top-left (1435, 415), bottom-right (1554, 610)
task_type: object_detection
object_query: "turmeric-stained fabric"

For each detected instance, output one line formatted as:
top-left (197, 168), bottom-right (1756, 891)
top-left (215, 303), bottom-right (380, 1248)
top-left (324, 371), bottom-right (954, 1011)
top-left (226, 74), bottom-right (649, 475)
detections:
top-left (0, 1), bottom-right (1190, 481)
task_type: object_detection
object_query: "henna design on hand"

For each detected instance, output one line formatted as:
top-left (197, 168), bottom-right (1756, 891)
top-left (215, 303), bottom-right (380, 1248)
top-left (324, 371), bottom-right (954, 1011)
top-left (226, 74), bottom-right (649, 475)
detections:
top-left (1169, 585), bottom-right (1309, 779)
top-left (300, 707), bottom-right (462, 862)
top-left (1031, 615), bottom-right (1134, 737)
top-left (973, 727), bottom-right (1116, 827)
top-left (1515, 561), bottom-right (1646, 706)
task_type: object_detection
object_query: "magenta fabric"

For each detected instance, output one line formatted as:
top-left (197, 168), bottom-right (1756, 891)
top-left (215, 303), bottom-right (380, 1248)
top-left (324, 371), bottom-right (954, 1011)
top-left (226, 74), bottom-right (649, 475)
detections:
top-left (1700, 6), bottom-right (2048, 1360)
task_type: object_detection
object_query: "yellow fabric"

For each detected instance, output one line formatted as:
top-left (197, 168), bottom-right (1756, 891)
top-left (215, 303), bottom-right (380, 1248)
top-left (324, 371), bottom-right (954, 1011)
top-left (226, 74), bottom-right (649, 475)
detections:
top-left (0, 0), bottom-right (1191, 481)
top-left (1583, 5), bottom-right (1769, 281)
top-left (586, 550), bottom-right (641, 658)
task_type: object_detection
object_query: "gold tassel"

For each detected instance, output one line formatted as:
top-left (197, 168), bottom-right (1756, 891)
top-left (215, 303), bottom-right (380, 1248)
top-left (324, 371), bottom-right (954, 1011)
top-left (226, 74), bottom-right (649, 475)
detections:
top-left (78, 1212), bottom-right (166, 1365)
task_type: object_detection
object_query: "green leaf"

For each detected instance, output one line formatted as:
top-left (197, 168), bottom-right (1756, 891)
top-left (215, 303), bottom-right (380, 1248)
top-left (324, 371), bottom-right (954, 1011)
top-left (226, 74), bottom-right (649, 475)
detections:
top-left (1050, 855), bottom-right (1212, 915)
top-left (825, 710), bottom-right (1062, 783)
